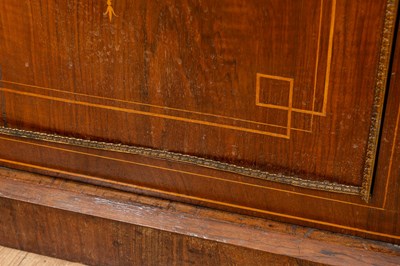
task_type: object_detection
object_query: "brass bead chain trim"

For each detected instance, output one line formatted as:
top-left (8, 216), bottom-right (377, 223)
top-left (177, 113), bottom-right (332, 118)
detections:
top-left (0, 126), bottom-right (360, 195)
top-left (361, 0), bottom-right (398, 202)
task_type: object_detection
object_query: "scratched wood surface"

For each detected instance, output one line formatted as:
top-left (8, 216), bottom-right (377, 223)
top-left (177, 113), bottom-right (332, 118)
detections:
top-left (0, 0), bottom-right (400, 243)
top-left (0, 0), bottom-right (391, 186)
top-left (1, 168), bottom-right (400, 266)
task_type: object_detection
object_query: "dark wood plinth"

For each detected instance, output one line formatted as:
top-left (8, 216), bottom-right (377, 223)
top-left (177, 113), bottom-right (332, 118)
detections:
top-left (0, 167), bottom-right (399, 266)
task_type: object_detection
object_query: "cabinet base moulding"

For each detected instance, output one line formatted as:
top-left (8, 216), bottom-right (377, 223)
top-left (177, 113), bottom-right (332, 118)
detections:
top-left (0, 167), bottom-right (399, 266)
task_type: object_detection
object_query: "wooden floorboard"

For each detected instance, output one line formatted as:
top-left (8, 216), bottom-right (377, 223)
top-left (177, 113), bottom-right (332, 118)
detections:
top-left (0, 246), bottom-right (83, 266)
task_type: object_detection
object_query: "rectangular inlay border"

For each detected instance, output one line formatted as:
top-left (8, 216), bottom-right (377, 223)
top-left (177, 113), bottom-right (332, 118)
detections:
top-left (0, 0), bottom-right (397, 202)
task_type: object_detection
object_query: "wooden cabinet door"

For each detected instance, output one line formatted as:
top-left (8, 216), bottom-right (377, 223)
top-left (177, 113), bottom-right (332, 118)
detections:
top-left (1, 0), bottom-right (400, 243)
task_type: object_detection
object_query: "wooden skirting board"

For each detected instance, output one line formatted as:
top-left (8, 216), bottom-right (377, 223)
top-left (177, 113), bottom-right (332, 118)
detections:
top-left (0, 167), bottom-right (399, 266)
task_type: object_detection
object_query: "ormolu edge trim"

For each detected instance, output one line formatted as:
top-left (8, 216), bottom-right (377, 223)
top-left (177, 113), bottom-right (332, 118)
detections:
top-left (0, 126), bottom-right (360, 195)
top-left (361, 0), bottom-right (398, 202)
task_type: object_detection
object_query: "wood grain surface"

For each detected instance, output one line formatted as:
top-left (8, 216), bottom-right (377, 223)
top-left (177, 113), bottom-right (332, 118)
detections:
top-left (1, 167), bottom-right (400, 266)
top-left (0, 0), bottom-right (400, 243)
top-left (0, 0), bottom-right (394, 187)
top-left (0, 246), bottom-right (83, 266)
